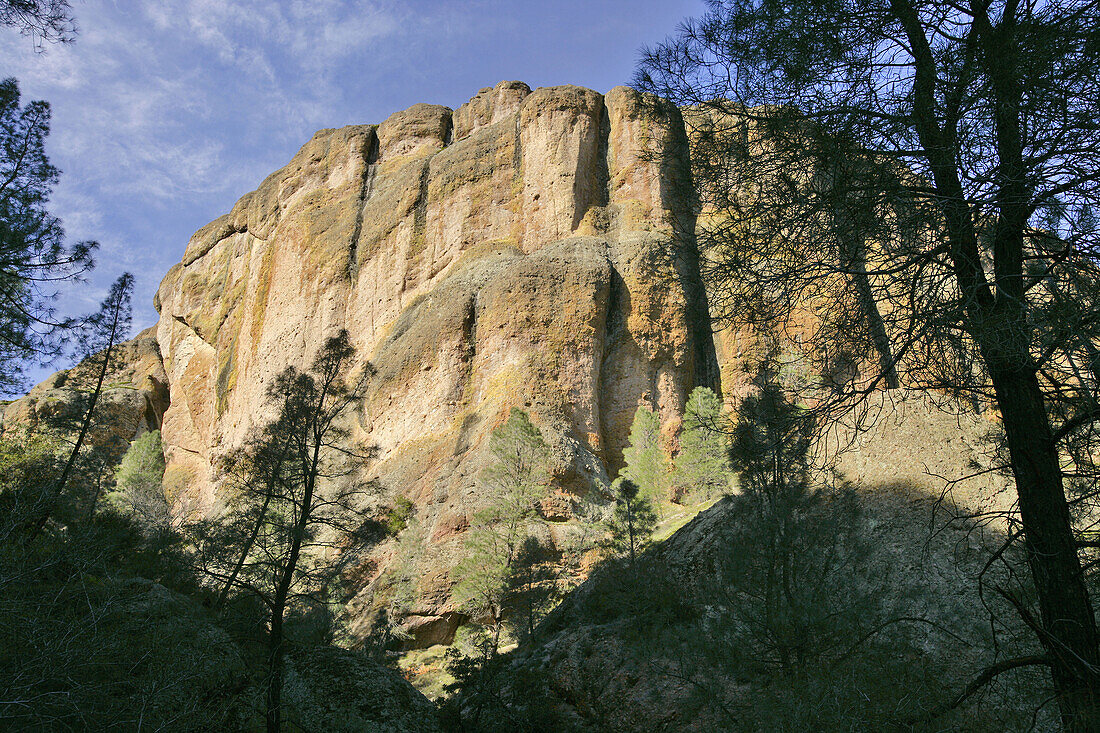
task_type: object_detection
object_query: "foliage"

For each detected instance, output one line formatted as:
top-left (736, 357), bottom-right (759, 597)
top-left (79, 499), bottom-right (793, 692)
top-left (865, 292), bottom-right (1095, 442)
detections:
top-left (439, 648), bottom-right (569, 733)
top-left (710, 364), bottom-right (883, 678)
top-left (0, 0), bottom-right (75, 47)
top-left (108, 429), bottom-right (168, 534)
top-left (385, 515), bottom-right (427, 620)
top-left (672, 386), bottom-right (732, 502)
top-left (452, 527), bottom-right (515, 653)
top-left (385, 495), bottom-right (415, 536)
top-left (0, 425), bottom-right (58, 542)
top-left (506, 535), bottom-right (559, 643)
top-left (620, 404), bottom-right (669, 506)
top-left (0, 423), bottom-right (227, 729)
top-left (0, 562), bottom-right (243, 730)
top-left (477, 407), bottom-right (553, 532)
top-left (27, 272), bottom-right (132, 539)
top-left (190, 329), bottom-right (380, 732)
top-left (0, 77), bottom-right (95, 394)
top-left (453, 408), bottom-right (552, 654)
top-left (600, 477), bottom-right (657, 567)
top-left (638, 1), bottom-right (1100, 725)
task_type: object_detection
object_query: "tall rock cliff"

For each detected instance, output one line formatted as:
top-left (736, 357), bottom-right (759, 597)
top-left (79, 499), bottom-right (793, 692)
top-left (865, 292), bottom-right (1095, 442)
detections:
top-left (4, 81), bottom-right (1005, 655)
top-left (154, 82), bottom-right (717, 510)
top-left (148, 81), bottom-right (719, 635)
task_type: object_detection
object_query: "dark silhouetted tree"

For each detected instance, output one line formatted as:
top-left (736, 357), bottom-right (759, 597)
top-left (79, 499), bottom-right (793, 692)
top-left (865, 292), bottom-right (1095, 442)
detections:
top-left (639, 1), bottom-right (1100, 725)
top-left (602, 477), bottom-right (658, 568)
top-left (27, 272), bottom-right (131, 539)
top-left (0, 78), bottom-right (96, 394)
top-left (506, 535), bottom-right (558, 642)
top-left (0, 0), bottom-right (75, 47)
top-left (192, 330), bottom-right (377, 733)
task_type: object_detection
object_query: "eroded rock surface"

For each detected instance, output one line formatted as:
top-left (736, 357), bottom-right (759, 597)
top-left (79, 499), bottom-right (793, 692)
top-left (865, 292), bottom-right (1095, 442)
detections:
top-left (148, 82), bottom-right (718, 636)
top-left (1, 328), bottom-right (170, 446)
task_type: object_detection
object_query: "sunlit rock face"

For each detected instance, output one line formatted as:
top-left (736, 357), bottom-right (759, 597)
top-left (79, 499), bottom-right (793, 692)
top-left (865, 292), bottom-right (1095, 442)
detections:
top-left (1, 328), bottom-right (170, 448)
top-left (150, 80), bottom-right (718, 625)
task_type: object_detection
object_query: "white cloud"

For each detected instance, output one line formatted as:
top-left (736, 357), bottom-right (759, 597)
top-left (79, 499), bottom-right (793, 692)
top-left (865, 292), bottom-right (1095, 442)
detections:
top-left (0, 1), bottom-right (418, 207)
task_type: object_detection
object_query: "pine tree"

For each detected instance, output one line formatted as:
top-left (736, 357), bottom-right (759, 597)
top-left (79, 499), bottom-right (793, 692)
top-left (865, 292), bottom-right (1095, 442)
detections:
top-left (454, 408), bottom-right (552, 654)
top-left (601, 477), bottom-right (658, 568)
top-left (640, 2), bottom-right (1100, 723)
top-left (621, 404), bottom-right (669, 507)
top-left (672, 387), bottom-right (732, 502)
top-left (192, 330), bottom-right (375, 733)
top-left (0, 77), bottom-right (95, 394)
top-left (27, 272), bottom-right (132, 540)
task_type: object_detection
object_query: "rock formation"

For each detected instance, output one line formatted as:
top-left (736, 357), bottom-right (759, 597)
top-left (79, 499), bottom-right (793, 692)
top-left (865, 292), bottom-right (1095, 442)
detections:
top-left (153, 82), bottom-right (716, 512)
top-left (1, 327), bottom-right (169, 447)
top-left (143, 81), bottom-right (719, 641)
top-left (7, 80), bottom-right (1009, 657)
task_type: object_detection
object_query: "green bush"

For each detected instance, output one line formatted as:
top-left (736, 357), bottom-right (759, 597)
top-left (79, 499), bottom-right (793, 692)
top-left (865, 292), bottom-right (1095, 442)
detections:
top-left (385, 495), bottom-right (415, 536)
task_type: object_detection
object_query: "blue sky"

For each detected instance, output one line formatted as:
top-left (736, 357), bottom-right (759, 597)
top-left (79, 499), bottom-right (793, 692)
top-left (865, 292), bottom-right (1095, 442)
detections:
top-left (0, 0), bottom-right (703, 387)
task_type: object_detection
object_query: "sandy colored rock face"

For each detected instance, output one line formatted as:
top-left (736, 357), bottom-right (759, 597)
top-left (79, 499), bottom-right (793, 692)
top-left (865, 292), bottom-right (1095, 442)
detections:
top-left (452, 80), bottom-right (531, 141)
top-left (1, 328), bottom-right (170, 448)
top-left (146, 82), bottom-right (716, 629)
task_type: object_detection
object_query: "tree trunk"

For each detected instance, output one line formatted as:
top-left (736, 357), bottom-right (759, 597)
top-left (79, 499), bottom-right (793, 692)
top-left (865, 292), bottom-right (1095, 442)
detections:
top-left (843, 239), bottom-right (898, 389)
top-left (28, 332), bottom-right (117, 539)
top-left (888, 3), bottom-right (1100, 722)
top-left (832, 199), bottom-right (899, 389)
top-left (626, 501), bottom-right (636, 567)
top-left (492, 609), bottom-right (502, 656)
top-left (264, 429), bottom-right (321, 730)
top-left (991, 367), bottom-right (1100, 731)
top-left (266, 598), bottom-right (285, 733)
top-left (215, 479), bottom-right (275, 612)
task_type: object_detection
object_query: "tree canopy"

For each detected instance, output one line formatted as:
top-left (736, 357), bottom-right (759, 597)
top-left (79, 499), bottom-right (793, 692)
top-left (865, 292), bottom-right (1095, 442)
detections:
top-left (621, 404), bottom-right (670, 507)
top-left (639, 1), bottom-right (1100, 727)
top-left (0, 78), bottom-right (95, 394)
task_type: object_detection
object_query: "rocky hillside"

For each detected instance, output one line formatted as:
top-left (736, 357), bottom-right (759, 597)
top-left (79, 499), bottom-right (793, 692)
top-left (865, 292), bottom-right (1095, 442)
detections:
top-left (457, 476), bottom-right (1041, 732)
top-left (1, 327), bottom-right (169, 449)
top-left (5, 81), bottom-right (1012, 659)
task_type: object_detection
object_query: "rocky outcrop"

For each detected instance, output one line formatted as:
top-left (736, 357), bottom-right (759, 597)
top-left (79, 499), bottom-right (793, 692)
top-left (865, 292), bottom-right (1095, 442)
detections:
top-left (1, 327), bottom-right (170, 445)
top-left (151, 82), bottom-right (717, 624)
top-left (132, 81), bottom-right (724, 646)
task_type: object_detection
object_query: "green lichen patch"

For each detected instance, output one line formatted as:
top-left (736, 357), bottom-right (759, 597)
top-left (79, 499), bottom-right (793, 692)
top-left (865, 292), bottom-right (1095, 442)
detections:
top-left (215, 338), bottom-right (237, 417)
